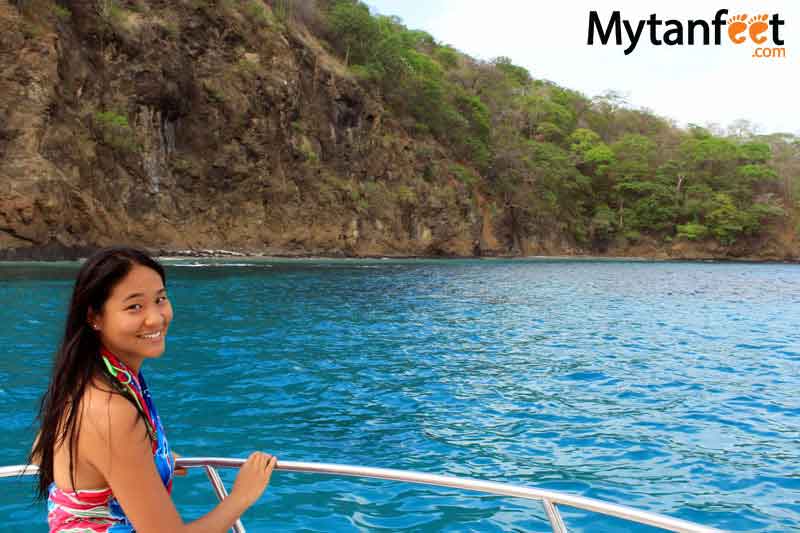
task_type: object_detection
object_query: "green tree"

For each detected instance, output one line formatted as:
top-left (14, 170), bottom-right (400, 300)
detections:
top-left (569, 128), bottom-right (613, 172)
top-left (705, 193), bottom-right (749, 245)
top-left (606, 134), bottom-right (656, 227)
top-left (491, 56), bottom-right (531, 86)
top-left (328, 0), bottom-right (379, 66)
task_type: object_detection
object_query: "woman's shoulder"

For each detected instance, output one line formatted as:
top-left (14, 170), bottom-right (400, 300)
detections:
top-left (81, 379), bottom-right (148, 440)
top-left (77, 379), bottom-right (154, 481)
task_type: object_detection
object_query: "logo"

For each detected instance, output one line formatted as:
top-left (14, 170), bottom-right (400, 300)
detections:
top-left (588, 9), bottom-right (786, 59)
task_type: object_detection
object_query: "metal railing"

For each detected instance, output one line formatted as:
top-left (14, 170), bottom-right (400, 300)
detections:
top-left (1, 459), bottom-right (726, 533)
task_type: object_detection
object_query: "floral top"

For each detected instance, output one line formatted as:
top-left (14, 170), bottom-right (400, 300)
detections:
top-left (47, 349), bottom-right (174, 532)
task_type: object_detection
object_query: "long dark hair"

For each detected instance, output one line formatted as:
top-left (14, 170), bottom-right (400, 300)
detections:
top-left (29, 246), bottom-right (166, 500)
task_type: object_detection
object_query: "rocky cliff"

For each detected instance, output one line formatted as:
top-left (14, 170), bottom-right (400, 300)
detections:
top-left (1, 0), bottom-right (498, 259)
top-left (0, 1), bottom-right (796, 261)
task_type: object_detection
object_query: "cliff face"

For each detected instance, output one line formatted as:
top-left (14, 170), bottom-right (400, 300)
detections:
top-left (1, 0), bottom-right (502, 259)
top-left (0, 2), bottom-right (796, 261)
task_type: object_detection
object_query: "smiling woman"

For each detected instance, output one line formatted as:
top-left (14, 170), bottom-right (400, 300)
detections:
top-left (28, 246), bottom-right (277, 533)
top-left (89, 263), bottom-right (174, 367)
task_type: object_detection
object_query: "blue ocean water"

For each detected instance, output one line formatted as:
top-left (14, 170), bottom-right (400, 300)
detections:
top-left (1, 258), bottom-right (798, 532)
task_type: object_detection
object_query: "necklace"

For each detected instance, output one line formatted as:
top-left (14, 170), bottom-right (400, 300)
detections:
top-left (100, 346), bottom-right (157, 444)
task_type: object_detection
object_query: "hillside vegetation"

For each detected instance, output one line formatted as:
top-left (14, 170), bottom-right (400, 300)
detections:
top-left (1, 0), bottom-right (798, 259)
top-left (321, 0), bottom-right (799, 254)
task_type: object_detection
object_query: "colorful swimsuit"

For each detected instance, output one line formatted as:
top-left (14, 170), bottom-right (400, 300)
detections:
top-left (47, 348), bottom-right (175, 532)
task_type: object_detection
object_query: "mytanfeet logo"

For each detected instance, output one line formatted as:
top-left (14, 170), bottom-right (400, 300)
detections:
top-left (588, 9), bottom-right (787, 58)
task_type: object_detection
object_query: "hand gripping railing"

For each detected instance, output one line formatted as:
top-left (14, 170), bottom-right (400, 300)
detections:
top-left (1, 459), bottom-right (726, 533)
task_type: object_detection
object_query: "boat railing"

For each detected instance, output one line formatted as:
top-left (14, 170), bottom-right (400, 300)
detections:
top-left (1, 458), bottom-right (726, 533)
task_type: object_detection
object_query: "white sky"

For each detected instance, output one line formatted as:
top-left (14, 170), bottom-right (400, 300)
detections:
top-left (366, 1), bottom-right (799, 135)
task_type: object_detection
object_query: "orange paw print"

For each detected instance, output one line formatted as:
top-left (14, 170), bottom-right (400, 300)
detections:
top-left (727, 14), bottom-right (748, 44)
top-left (748, 14), bottom-right (769, 44)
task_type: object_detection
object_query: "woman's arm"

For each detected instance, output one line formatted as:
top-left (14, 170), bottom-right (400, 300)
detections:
top-left (83, 391), bottom-right (274, 533)
top-left (188, 452), bottom-right (277, 533)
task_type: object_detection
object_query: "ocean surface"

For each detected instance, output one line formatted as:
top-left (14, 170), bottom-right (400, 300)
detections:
top-left (1, 258), bottom-right (798, 532)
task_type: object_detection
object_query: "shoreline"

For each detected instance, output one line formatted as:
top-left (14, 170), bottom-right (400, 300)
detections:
top-left (0, 246), bottom-right (797, 265)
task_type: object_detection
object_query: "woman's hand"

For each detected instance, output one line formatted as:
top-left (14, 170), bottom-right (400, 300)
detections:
top-left (172, 451), bottom-right (187, 477)
top-left (230, 452), bottom-right (277, 508)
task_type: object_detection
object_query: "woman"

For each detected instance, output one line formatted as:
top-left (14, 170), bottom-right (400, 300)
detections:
top-left (29, 246), bottom-right (276, 532)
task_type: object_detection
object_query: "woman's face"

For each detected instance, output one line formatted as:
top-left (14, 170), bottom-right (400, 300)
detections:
top-left (92, 264), bottom-right (173, 369)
